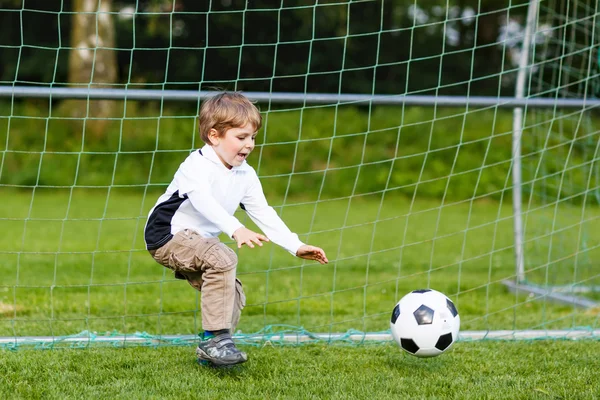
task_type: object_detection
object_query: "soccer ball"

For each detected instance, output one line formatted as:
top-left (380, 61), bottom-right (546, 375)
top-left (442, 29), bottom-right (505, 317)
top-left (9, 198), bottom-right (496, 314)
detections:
top-left (390, 289), bottom-right (460, 358)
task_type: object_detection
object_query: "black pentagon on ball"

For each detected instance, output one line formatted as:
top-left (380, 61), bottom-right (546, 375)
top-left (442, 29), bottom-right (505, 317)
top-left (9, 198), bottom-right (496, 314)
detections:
top-left (435, 333), bottom-right (453, 351)
top-left (400, 338), bottom-right (419, 354)
top-left (446, 299), bottom-right (458, 317)
top-left (391, 304), bottom-right (401, 324)
top-left (411, 289), bottom-right (432, 294)
top-left (413, 304), bottom-right (434, 325)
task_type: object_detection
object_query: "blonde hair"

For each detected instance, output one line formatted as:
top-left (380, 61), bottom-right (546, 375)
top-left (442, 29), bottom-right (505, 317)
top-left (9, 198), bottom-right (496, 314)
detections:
top-left (198, 92), bottom-right (262, 144)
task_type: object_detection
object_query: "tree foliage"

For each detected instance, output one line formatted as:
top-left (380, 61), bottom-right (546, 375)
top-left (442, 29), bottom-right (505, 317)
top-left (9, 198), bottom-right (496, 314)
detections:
top-left (0, 0), bottom-right (532, 95)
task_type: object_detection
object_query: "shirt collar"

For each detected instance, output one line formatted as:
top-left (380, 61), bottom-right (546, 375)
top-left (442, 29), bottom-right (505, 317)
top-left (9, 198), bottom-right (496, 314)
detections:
top-left (199, 144), bottom-right (250, 171)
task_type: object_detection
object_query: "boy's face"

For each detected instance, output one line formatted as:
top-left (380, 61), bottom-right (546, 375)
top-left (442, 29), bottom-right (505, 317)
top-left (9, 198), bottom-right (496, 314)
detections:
top-left (208, 122), bottom-right (257, 169)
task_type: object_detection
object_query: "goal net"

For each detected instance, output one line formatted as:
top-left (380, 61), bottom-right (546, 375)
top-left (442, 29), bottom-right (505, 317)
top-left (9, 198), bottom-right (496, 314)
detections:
top-left (0, 0), bottom-right (598, 348)
top-left (517, 0), bottom-right (600, 306)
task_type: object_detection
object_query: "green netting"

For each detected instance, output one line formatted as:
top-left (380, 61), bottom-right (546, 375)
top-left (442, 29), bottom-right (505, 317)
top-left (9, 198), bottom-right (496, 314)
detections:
top-left (521, 0), bottom-right (600, 296)
top-left (0, 0), bottom-right (599, 348)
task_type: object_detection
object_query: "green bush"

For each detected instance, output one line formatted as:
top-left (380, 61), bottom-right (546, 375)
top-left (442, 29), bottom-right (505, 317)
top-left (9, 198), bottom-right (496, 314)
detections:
top-left (1, 100), bottom-right (597, 204)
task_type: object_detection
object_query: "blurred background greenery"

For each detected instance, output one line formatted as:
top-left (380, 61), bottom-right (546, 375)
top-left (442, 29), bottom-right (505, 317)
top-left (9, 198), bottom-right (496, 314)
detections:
top-left (0, 0), bottom-right (538, 95)
top-left (1, 100), bottom-right (597, 205)
top-left (1, 0), bottom-right (596, 203)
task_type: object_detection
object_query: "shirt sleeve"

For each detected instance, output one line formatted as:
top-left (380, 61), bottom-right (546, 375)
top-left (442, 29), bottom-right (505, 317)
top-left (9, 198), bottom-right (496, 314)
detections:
top-left (240, 172), bottom-right (305, 256)
top-left (177, 158), bottom-right (244, 238)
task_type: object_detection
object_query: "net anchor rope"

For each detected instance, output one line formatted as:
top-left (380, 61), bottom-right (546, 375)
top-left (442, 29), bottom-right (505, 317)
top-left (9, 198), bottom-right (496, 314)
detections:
top-left (1, 328), bottom-right (599, 350)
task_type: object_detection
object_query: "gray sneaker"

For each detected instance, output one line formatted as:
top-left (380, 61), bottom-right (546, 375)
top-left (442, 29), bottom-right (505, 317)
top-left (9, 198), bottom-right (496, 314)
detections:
top-left (196, 332), bottom-right (248, 366)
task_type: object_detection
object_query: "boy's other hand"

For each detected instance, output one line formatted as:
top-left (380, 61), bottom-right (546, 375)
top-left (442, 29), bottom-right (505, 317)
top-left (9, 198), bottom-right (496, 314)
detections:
top-left (296, 245), bottom-right (329, 264)
top-left (232, 227), bottom-right (269, 249)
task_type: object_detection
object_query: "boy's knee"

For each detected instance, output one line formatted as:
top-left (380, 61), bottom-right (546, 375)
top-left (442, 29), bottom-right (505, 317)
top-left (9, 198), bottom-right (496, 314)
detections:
top-left (203, 242), bottom-right (238, 272)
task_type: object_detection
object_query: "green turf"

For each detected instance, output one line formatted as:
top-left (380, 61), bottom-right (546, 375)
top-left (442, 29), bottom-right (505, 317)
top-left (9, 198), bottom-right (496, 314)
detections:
top-left (0, 189), bottom-right (598, 338)
top-left (1, 341), bottom-right (599, 399)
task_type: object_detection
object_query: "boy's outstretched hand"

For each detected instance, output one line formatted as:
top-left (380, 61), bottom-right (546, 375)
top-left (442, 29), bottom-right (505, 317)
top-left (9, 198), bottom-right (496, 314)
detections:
top-left (232, 227), bottom-right (269, 249)
top-left (296, 245), bottom-right (329, 264)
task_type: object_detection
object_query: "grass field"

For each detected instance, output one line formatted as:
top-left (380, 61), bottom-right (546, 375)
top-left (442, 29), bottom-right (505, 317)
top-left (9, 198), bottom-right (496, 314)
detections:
top-left (1, 341), bottom-right (599, 399)
top-left (1, 188), bottom-right (598, 338)
top-left (0, 186), bottom-right (599, 398)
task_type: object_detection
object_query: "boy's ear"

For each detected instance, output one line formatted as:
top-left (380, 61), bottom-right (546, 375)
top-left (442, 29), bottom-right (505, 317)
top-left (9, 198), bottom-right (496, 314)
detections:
top-left (208, 128), bottom-right (220, 146)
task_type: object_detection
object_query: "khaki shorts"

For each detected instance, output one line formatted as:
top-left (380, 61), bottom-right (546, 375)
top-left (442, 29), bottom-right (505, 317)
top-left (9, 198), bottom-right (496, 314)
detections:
top-left (150, 229), bottom-right (246, 332)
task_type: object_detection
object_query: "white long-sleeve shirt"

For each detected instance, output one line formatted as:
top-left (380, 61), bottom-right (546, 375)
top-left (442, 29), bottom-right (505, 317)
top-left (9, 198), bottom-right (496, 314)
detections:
top-left (144, 144), bottom-right (304, 255)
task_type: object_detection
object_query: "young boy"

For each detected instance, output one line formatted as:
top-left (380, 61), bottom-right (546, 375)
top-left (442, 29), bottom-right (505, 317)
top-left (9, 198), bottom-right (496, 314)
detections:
top-left (144, 92), bottom-right (328, 366)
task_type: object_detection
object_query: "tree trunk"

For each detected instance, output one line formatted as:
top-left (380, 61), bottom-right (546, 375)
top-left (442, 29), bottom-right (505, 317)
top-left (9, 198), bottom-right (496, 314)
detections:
top-left (67, 0), bottom-right (117, 139)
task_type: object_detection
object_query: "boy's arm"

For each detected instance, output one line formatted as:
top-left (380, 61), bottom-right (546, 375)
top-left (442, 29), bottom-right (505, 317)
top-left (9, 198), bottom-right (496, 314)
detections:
top-left (240, 174), bottom-right (308, 256)
top-left (296, 245), bottom-right (329, 264)
top-left (242, 177), bottom-right (328, 264)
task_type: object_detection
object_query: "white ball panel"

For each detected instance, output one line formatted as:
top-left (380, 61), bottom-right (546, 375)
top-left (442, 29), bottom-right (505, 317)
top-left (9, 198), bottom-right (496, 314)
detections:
top-left (390, 289), bottom-right (460, 358)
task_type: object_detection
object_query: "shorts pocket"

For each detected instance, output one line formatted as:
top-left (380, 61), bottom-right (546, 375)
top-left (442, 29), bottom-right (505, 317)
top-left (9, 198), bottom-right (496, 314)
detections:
top-left (235, 279), bottom-right (246, 310)
top-left (168, 252), bottom-right (195, 273)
